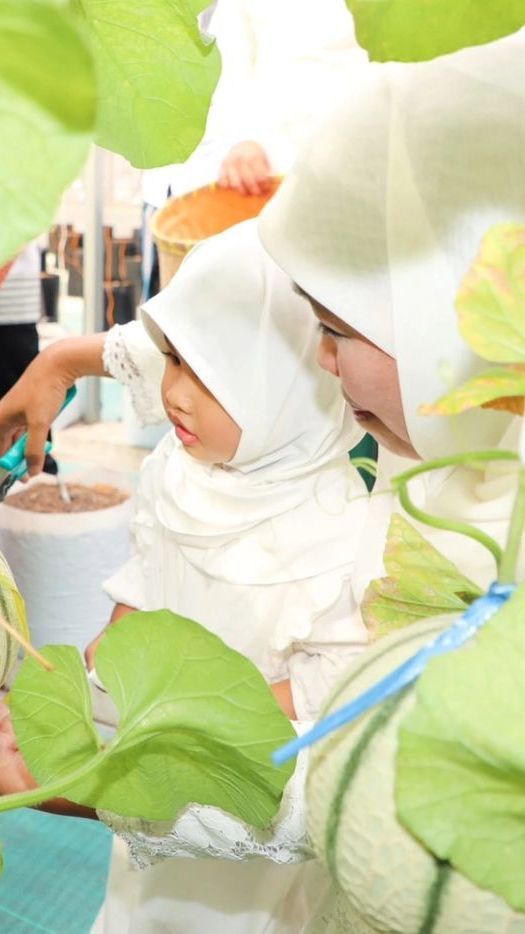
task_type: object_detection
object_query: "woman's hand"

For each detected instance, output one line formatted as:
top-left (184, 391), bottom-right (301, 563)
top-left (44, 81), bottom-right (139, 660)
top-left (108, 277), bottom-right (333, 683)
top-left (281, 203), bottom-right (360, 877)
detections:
top-left (0, 702), bottom-right (37, 796)
top-left (218, 141), bottom-right (272, 196)
top-left (0, 334), bottom-right (106, 475)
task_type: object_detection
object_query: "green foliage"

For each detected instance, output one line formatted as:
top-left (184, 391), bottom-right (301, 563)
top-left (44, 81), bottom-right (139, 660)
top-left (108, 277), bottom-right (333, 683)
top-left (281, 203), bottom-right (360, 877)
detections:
top-left (0, 0), bottom-right (96, 263)
top-left (362, 514), bottom-right (482, 638)
top-left (397, 583), bottom-right (525, 912)
top-left (0, 0), bottom-right (220, 264)
top-left (422, 366), bottom-right (525, 417)
top-left (10, 611), bottom-right (295, 826)
top-left (456, 223), bottom-right (525, 364)
top-left (346, 0), bottom-right (525, 62)
top-left (72, 0), bottom-right (221, 168)
top-left (420, 224), bottom-right (525, 418)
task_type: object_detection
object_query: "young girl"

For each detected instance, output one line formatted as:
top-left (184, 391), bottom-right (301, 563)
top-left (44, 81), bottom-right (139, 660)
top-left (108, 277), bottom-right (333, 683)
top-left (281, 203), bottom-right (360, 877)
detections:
top-left (0, 219), bottom-right (370, 932)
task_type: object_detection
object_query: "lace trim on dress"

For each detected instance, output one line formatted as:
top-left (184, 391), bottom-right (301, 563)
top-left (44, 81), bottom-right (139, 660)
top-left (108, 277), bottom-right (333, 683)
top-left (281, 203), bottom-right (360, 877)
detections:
top-left (103, 325), bottom-right (165, 426)
top-left (98, 747), bottom-right (312, 870)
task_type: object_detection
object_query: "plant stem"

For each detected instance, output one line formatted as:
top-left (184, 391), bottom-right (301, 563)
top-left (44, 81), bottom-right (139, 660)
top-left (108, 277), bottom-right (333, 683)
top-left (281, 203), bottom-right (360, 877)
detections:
top-left (396, 483), bottom-right (503, 569)
top-left (499, 466), bottom-right (525, 585)
top-left (0, 747), bottom-right (109, 814)
top-left (392, 450), bottom-right (518, 488)
top-left (392, 449), bottom-right (519, 572)
top-left (0, 616), bottom-right (54, 671)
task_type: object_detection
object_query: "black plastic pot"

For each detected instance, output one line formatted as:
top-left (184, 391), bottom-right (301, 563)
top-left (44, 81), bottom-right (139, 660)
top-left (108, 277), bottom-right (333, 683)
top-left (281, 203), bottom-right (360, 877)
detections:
top-left (103, 280), bottom-right (137, 329)
top-left (40, 272), bottom-right (60, 321)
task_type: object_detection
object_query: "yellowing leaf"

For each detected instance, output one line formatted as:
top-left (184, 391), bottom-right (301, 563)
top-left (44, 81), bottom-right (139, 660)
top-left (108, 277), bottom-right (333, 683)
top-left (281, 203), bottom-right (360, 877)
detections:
top-left (362, 514), bottom-right (482, 638)
top-left (456, 223), bottom-right (525, 364)
top-left (421, 365), bottom-right (525, 417)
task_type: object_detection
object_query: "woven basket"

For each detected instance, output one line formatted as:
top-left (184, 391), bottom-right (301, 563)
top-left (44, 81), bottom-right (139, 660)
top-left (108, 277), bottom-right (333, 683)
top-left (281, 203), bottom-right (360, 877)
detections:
top-left (151, 179), bottom-right (281, 288)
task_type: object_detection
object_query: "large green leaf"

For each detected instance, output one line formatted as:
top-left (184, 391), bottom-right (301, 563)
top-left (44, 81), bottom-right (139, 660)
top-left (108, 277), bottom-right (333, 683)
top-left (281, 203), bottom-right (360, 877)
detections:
top-left (346, 0), bottom-right (525, 63)
top-left (0, 0), bottom-right (96, 263)
top-left (397, 582), bottom-right (525, 912)
top-left (422, 365), bottom-right (525, 416)
top-left (73, 0), bottom-right (221, 168)
top-left (10, 611), bottom-right (295, 826)
top-left (456, 223), bottom-right (525, 364)
top-left (362, 514), bottom-right (482, 638)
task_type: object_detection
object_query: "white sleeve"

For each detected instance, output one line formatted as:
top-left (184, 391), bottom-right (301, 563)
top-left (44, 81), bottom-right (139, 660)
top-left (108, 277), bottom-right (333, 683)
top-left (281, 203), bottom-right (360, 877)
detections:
top-left (287, 581), bottom-right (369, 722)
top-left (202, 0), bottom-right (261, 147)
top-left (103, 322), bottom-right (166, 426)
top-left (102, 553), bottom-right (146, 611)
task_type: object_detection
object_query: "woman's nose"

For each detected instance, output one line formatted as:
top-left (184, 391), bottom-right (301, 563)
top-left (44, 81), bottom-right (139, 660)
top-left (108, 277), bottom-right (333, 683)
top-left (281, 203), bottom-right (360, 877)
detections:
top-left (317, 336), bottom-right (339, 377)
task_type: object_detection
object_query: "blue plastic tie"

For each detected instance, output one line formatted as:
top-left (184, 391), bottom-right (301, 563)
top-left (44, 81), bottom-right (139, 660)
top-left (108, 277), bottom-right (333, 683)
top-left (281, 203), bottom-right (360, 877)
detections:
top-left (273, 581), bottom-right (515, 766)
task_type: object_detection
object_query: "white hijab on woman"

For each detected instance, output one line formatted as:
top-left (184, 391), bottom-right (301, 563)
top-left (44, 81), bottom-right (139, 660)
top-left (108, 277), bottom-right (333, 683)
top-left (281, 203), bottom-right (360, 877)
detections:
top-left (260, 32), bottom-right (525, 590)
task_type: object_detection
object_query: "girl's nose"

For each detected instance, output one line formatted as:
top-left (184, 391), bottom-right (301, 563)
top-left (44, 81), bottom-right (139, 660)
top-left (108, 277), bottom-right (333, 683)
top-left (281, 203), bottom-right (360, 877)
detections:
top-left (163, 363), bottom-right (191, 411)
top-left (317, 335), bottom-right (339, 377)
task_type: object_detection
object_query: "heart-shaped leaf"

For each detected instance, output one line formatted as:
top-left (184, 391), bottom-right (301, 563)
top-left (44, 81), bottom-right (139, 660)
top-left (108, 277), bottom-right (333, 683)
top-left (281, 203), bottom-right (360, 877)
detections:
top-left (11, 611), bottom-right (295, 827)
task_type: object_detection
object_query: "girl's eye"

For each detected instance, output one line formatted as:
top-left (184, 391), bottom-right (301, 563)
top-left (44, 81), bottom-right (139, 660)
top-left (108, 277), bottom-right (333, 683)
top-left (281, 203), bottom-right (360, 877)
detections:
top-left (318, 322), bottom-right (343, 339)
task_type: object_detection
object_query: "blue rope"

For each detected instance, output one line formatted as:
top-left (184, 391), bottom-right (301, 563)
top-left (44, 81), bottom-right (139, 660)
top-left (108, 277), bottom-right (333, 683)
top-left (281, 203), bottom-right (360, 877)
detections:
top-left (273, 582), bottom-right (515, 766)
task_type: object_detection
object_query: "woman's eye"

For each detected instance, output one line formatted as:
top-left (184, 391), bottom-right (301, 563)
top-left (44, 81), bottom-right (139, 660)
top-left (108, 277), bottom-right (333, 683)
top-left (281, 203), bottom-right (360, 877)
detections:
top-left (318, 322), bottom-right (343, 339)
top-left (162, 350), bottom-right (182, 365)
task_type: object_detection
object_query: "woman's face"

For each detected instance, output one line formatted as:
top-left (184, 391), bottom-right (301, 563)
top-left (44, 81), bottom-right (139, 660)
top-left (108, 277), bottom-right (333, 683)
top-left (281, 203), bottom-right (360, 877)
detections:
top-left (308, 297), bottom-right (419, 459)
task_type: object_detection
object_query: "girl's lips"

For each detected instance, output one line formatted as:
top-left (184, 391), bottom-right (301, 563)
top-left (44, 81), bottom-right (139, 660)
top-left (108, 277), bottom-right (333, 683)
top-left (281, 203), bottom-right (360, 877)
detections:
top-left (172, 419), bottom-right (199, 446)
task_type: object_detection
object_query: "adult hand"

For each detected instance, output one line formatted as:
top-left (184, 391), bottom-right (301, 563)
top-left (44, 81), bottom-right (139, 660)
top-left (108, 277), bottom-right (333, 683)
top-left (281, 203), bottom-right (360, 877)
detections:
top-left (218, 141), bottom-right (272, 196)
top-left (0, 702), bottom-right (37, 795)
top-left (0, 334), bottom-right (106, 475)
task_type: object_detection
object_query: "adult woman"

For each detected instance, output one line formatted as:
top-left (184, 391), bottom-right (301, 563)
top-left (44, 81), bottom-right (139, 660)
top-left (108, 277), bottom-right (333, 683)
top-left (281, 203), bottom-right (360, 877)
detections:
top-left (257, 31), bottom-right (524, 599)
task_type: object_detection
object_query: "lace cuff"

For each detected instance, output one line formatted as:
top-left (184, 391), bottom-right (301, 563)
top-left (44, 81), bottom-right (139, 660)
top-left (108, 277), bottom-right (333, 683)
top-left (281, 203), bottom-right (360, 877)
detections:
top-left (97, 735), bottom-right (313, 870)
top-left (103, 322), bottom-right (165, 425)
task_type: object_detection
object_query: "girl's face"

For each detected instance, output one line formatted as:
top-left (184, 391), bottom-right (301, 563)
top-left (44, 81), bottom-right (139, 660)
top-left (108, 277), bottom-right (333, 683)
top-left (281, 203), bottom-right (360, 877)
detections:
top-left (161, 340), bottom-right (241, 464)
top-left (307, 297), bottom-right (419, 459)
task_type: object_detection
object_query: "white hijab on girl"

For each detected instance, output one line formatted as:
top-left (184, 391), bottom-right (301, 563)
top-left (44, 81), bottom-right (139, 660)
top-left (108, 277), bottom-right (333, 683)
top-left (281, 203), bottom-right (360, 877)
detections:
top-left (139, 219), bottom-right (366, 584)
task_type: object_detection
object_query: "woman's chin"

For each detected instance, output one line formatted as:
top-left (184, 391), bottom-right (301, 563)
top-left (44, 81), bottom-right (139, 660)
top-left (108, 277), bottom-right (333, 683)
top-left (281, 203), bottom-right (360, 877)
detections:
top-left (364, 418), bottom-right (420, 460)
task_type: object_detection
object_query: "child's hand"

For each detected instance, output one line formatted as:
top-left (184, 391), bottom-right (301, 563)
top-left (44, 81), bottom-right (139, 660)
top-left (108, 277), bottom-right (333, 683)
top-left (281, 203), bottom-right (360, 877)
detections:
top-left (84, 630), bottom-right (105, 672)
top-left (218, 141), bottom-right (272, 196)
top-left (0, 702), bottom-right (37, 795)
top-left (85, 602), bottom-right (138, 671)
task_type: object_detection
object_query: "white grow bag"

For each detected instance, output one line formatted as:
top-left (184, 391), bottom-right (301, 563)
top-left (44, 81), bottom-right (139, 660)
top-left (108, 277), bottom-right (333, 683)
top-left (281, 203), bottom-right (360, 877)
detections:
top-left (0, 470), bottom-right (134, 653)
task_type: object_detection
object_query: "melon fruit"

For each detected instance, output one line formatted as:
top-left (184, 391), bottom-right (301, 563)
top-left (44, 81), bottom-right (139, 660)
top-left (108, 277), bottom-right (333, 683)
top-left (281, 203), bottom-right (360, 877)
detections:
top-left (307, 617), bottom-right (525, 933)
top-left (0, 551), bottom-right (28, 686)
